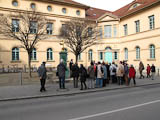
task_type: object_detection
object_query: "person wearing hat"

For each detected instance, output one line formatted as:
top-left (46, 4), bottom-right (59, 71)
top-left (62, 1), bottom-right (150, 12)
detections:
top-left (37, 62), bottom-right (47, 92)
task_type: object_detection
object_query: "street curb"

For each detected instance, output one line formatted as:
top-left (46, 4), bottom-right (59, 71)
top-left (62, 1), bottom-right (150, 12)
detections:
top-left (1, 82), bottom-right (160, 102)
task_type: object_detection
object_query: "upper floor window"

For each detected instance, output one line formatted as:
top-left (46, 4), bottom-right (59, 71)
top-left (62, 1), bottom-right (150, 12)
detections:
top-left (124, 24), bottom-right (128, 36)
top-left (47, 48), bottom-right (53, 60)
top-left (62, 8), bottom-right (67, 14)
top-left (78, 53), bottom-right (81, 61)
top-left (149, 15), bottom-right (155, 30)
top-left (135, 20), bottom-right (140, 33)
top-left (104, 25), bottom-right (112, 38)
top-left (136, 46), bottom-right (140, 59)
top-left (30, 3), bottom-right (36, 9)
top-left (30, 21), bottom-right (37, 34)
top-left (47, 6), bottom-right (52, 11)
top-left (114, 52), bottom-right (118, 60)
top-left (31, 48), bottom-right (37, 60)
top-left (47, 23), bottom-right (53, 35)
top-left (76, 10), bottom-right (80, 16)
top-left (88, 50), bottom-right (93, 61)
top-left (99, 52), bottom-right (103, 61)
top-left (12, 19), bottom-right (19, 32)
top-left (12, 1), bottom-right (18, 7)
top-left (124, 48), bottom-right (128, 60)
top-left (12, 47), bottom-right (19, 61)
top-left (150, 44), bottom-right (155, 59)
top-left (113, 25), bottom-right (117, 37)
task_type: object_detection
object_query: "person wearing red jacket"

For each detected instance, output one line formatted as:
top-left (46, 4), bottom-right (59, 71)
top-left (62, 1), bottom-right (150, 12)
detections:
top-left (146, 64), bottom-right (151, 78)
top-left (129, 65), bottom-right (136, 86)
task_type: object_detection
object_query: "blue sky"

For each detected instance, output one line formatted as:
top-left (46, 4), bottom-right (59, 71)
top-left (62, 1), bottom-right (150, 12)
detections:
top-left (74, 0), bottom-right (133, 11)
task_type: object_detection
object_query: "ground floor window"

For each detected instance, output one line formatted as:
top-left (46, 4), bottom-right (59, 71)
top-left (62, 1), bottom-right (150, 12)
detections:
top-left (47, 48), bottom-right (53, 60)
top-left (12, 47), bottom-right (19, 61)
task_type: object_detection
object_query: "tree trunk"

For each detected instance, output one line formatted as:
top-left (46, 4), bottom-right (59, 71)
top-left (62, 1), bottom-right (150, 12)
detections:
top-left (75, 54), bottom-right (78, 64)
top-left (27, 52), bottom-right (32, 78)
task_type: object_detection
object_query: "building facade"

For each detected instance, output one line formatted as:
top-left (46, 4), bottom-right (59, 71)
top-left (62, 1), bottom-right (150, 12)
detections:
top-left (0, 0), bottom-right (160, 69)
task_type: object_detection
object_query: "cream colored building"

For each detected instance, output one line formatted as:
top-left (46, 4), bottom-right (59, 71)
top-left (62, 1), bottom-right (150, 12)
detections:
top-left (0, 0), bottom-right (160, 69)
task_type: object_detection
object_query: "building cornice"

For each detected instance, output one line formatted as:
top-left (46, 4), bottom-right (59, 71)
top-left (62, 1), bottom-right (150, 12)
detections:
top-left (24, 0), bottom-right (90, 10)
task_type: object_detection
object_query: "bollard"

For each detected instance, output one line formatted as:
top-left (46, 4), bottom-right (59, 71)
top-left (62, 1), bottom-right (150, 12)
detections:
top-left (20, 71), bottom-right (23, 85)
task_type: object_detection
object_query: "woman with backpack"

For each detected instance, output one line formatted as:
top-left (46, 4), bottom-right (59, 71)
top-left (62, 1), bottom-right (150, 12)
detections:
top-left (79, 64), bottom-right (87, 90)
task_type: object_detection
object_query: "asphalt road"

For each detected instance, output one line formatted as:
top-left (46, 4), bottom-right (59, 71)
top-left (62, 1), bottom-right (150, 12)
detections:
top-left (1, 84), bottom-right (160, 120)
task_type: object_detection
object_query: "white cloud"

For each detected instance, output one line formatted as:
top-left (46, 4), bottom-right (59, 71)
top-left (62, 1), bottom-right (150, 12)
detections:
top-left (74, 0), bottom-right (133, 11)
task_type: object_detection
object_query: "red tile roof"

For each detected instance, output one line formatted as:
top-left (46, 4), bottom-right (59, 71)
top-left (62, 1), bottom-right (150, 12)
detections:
top-left (62, 0), bottom-right (89, 8)
top-left (86, 7), bottom-right (112, 20)
top-left (113, 0), bottom-right (159, 18)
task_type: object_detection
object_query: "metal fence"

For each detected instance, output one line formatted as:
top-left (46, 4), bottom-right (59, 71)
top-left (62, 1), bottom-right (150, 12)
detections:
top-left (0, 65), bottom-right (58, 86)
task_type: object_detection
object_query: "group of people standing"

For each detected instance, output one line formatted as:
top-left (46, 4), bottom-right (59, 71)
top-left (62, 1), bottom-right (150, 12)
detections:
top-left (69, 60), bottom-right (135, 90)
top-left (37, 59), bottom-right (156, 92)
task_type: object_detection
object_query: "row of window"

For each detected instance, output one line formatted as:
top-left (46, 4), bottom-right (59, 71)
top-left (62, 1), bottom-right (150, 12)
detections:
top-left (12, 1), bottom-right (81, 16)
top-left (10, 45), bottom-right (156, 62)
top-left (124, 44), bottom-right (155, 60)
top-left (12, 48), bottom-right (53, 61)
top-left (123, 15), bottom-right (155, 36)
top-left (100, 15), bottom-right (155, 38)
top-left (12, 19), bottom-right (53, 35)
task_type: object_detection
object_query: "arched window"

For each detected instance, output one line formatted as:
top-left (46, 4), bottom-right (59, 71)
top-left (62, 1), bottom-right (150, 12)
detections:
top-left (30, 3), bottom-right (36, 9)
top-left (47, 48), bottom-right (53, 60)
top-left (12, 47), bottom-right (19, 61)
top-left (150, 44), bottom-right (155, 59)
top-left (76, 10), bottom-right (80, 16)
top-left (31, 48), bottom-right (37, 60)
top-left (47, 6), bottom-right (52, 11)
top-left (124, 48), bottom-right (128, 60)
top-left (62, 8), bottom-right (67, 14)
top-left (136, 46), bottom-right (140, 59)
top-left (12, 0), bottom-right (18, 7)
top-left (88, 50), bottom-right (93, 61)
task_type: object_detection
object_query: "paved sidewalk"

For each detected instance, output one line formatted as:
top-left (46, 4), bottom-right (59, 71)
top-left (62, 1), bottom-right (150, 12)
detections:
top-left (0, 76), bottom-right (160, 101)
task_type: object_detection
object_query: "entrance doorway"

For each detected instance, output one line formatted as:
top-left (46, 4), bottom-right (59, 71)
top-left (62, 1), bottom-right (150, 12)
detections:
top-left (104, 47), bottom-right (112, 64)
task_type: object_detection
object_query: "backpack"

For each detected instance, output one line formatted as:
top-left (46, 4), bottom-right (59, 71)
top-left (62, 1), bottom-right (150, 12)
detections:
top-left (112, 67), bottom-right (116, 73)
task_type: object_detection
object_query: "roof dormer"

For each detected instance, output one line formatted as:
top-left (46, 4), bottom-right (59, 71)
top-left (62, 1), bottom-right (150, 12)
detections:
top-left (129, 3), bottom-right (141, 10)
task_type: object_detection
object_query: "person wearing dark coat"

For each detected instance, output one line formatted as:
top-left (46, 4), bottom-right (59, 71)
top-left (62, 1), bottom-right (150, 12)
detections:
top-left (37, 62), bottom-right (47, 92)
top-left (79, 64), bottom-right (87, 90)
top-left (151, 64), bottom-right (156, 80)
top-left (72, 63), bottom-right (79, 88)
top-left (105, 62), bottom-right (110, 84)
top-left (57, 59), bottom-right (67, 89)
top-left (69, 59), bottom-right (73, 77)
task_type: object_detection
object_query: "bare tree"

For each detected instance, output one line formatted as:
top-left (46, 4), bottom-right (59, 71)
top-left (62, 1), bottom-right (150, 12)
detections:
top-left (59, 19), bottom-right (100, 63)
top-left (0, 10), bottom-right (47, 77)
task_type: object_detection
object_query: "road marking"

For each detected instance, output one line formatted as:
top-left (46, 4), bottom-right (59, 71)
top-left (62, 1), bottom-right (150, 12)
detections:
top-left (68, 99), bottom-right (160, 120)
